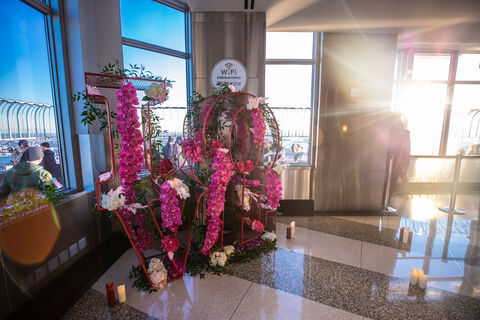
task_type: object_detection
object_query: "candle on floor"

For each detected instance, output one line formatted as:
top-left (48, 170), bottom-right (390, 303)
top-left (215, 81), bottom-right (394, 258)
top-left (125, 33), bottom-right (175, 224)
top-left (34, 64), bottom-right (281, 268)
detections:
top-left (286, 227), bottom-right (291, 239)
top-left (410, 268), bottom-right (420, 285)
top-left (401, 227), bottom-right (410, 244)
top-left (117, 284), bottom-right (126, 303)
top-left (290, 221), bottom-right (295, 239)
top-left (418, 274), bottom-right (428, 289)
top-left (106, 283), bottom-right (116, 307)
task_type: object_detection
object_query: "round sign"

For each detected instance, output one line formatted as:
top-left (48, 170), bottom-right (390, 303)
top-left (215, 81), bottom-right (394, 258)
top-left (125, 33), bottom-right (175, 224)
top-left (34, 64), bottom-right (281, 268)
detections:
top-left (211, 58), bottom-right (247, 91)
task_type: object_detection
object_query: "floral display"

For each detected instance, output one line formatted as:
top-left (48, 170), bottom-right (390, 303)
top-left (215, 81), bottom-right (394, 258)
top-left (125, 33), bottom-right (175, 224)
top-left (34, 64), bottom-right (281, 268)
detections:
top-left (265, 168), bottom-right (282, 211)
top-left (236, 238), bottom-right (265, 254)
top-left (116, 82), bottom-right (153, 252)
top-left (261, 231), bottom-right (277, 242)
top-left (234, 160), bottom-right (255, 174)
top-left (163, 256), bottom-right (184, 278)
top-left (251, 219), bottom-right (264, 233)
top-left (159, 180), bottom-right (182, 233)
top-left (210, 251), bottom-right (228, 267)
top-left (148, 258), bottom-right (168, 289)
top-left (155, 158), bottom-right (173, 176)
top-left (169, 178), bottom-right (190, 199)
top-left (251, 108), bottom-right (266, 146)
top-left (181, 138), bottom-right (203, 162)
top-left (223, 245), bottom-right (235, 257)
top-left (200, 141), bottom-right (234, 255)
top-left (145, 82), bottom-right (171, 103)
top-left (161, 236), bottom-right (180, 253)
top-left (101, 186), bottom-right (125, 211)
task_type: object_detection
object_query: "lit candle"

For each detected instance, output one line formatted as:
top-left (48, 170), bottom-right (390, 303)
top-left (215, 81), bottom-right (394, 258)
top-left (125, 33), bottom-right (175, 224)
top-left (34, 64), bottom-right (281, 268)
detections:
top-left (410, 268), bottom-right (419, 285)
top-left (418, 274), bottom-right (428, 289)
top-left (117, 284), bottom-right (126, 303)
top-left (290, 221), bottom-right (295, 239)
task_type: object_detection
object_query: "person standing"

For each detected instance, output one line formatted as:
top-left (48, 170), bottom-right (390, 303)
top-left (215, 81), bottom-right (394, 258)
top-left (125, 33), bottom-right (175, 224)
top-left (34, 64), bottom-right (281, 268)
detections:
top-left (40, 142), bottom-right (62, 184)
top-left (11, 139), bottom-right (29, 165)
top-left (0, 147), bottom-right (55, 201)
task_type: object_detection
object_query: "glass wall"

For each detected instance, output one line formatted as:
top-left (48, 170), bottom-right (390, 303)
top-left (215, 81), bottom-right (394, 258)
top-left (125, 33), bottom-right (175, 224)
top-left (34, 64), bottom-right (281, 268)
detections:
top-left (393, 51), bottom-right (480, 156)
top-left (265, 32), bottom-right (315, 165)
top-left (120, 0), bottom-right (190, 142)
top-left (0, 0), bottom-right (64, 184)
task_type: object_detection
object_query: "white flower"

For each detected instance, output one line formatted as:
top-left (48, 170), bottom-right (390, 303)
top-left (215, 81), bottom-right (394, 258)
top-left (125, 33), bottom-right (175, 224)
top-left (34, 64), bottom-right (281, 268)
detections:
top-left (148, 258), bottom-right (167, 274)
top-left (228, 84), bottom-right (237, 92)
top-left (217, 148), bottom-right (229, 154)
top-left (169, 178), bottom-right (190, 199)
top-left (101, 186), bottom-right (125, 211)
top-left (145, 83), bottom-right (168, 101)
top-left (261, 232), bottom-right (277, 242)
top-left (235, 185), bottom-right (251, 211)
top-left (246, 97), bottom-right (265, 110)
top-left (150, 270), bottom-right (167, 284)
top-left (273, 163), bottom-right (284, 175)
top-left (86, 85), bottom-right (101, 95)
top-left (223, 245), bottom-right (235, 257)
top-left (98, 171), bottom-right (113, 182)
top-left (210, 251), bottom-right (228, 267)
top-left (124, 202), bottom-right (147, 214)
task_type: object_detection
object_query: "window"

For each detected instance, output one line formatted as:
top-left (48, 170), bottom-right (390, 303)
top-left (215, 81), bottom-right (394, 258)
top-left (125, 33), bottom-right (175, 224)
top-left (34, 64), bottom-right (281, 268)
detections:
top-left (265, 32), bottom-right (316, 165)
top-left (120, 0), bottom-right (190, 141)
top-left (393, 51), bottom-right (480, 156)
top-left (0, 0), bottom-right (65, 185)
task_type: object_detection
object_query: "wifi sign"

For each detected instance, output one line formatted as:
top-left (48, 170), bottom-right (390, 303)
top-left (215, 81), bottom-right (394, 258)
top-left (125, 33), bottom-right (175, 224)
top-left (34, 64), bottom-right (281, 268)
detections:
top-left (211, 58), bottom-right (247, 91)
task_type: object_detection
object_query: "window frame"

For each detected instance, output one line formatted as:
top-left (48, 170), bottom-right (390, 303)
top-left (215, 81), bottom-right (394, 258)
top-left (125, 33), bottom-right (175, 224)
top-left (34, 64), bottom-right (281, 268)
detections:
top-left (120, 0), bottom-right (193, 103)
top-left (18, 0), bottom-right (79, 190)
top-left (265, 32), bottom-right (322, 167)
top-left (394, 49), bottom-right (480, 156)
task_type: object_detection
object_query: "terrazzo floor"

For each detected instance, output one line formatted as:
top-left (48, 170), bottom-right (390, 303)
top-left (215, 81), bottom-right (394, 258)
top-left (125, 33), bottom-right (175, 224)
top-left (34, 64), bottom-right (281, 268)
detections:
top-left (62, 194), bottom-right (480, 320)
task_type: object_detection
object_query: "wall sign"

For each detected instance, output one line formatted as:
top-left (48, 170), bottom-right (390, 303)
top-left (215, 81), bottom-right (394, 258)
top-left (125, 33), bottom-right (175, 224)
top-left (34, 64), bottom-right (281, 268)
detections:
top-left (211, 58), bottom-right (247, 91)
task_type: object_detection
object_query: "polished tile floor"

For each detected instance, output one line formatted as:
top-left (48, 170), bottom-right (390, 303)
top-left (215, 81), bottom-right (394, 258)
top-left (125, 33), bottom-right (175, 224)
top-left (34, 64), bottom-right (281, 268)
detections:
top-left (63, 194), bottom-right (480, 319)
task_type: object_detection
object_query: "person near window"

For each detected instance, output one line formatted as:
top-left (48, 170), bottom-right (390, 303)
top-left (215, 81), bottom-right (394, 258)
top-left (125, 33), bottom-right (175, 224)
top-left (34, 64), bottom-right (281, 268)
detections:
top-left (388, 113), bottom-right (410, 193)
top-left (0, 147), bottom-right (55, 201)
top-left (40, 142), bottom-right (61, 183)
top-left (10, 139), bottom-right (29, 165)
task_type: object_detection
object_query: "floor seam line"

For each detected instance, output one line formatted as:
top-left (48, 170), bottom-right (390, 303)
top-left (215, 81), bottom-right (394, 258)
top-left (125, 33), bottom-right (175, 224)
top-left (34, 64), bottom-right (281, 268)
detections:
top-left (228, 281), bottom-right (253, 320)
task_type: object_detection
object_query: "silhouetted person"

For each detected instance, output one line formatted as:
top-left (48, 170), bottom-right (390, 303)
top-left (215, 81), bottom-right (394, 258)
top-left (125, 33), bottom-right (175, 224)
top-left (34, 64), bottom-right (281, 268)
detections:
top-left (40, 142), bottom-right (61, 182)
top-left (0, 147), bottom-right (54, 201)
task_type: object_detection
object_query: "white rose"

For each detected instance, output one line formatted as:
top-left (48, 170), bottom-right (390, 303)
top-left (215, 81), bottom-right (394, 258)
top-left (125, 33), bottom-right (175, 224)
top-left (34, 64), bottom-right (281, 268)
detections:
top-left (223, 245), bottom-right (235, 257)
top-left (150, 270), bottom-right (167, 284)
top-left (261, 232), bottom-right (277, 242)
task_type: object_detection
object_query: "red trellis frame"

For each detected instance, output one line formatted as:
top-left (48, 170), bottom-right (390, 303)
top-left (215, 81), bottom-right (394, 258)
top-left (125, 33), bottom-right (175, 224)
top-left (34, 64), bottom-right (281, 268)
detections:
top-left (86, 72), bottom-right (281, 288)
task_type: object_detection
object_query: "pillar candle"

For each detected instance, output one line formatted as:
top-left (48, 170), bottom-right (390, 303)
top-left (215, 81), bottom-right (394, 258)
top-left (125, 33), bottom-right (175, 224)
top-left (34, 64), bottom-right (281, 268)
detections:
top-left (117, 284), bottom-right (126, 303)
top-left (418, 274), bottom-right (428, 289)
top-left (410, 268), bottom-right (419, 285)
top-left (290, 221), bottom-right (295, 239)
top-left (286, 227), bottom-right (291, 239)
top-left (402, 228), bottom-right (410, 244)
top-left (106, 283), bottom-right (116, 308)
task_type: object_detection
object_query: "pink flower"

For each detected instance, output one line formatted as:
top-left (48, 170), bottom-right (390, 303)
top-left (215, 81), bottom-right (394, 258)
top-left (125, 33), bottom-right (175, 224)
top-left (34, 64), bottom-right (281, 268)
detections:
top-left (265, 168), bottom-right (282, 210)
top-left (181, 138), bottom-right (203, 162)
top-left (161, 236), bottom-right (180, 253)
top-left (251, 108), bottom-right (266, 146)
top-left (159, 180), bottom-right (182, 233)
top-left (251, 219), bottom-right (264, 233)
top-left (228, 84), bottom-right (237, 92)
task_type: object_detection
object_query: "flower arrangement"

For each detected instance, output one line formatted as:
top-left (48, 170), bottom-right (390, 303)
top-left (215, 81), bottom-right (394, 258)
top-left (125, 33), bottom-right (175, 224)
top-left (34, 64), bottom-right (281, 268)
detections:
top-left (234, 160), bottom-right (255, 174)
top-left (145, 82), bottom-right (171, 103)
top-left (116, 82), bottom-right (154, 252)
top-left (251, 219), bottom-right (264, 233)
top-left (261, 231), bottom-right (277, 242)
top-left (181, 138), bottom-right (203, 162)
top-left (155, 158), bottom-right (173, 175)
top-left (251, 108), bottom-right (266, 146)
top-left (101, 186), bottom-right (125, 211)
top-left (223, 245), bottom-right (235, 257)
top-left (161, 235), bottom-right (180, 253)
top-left (159, 180), bottom-right (182, 233)
top-left (148, 258), bottom-right (168, 289)
top-left (236, 238), bottom-right (265, 254)
top-left (210, 251), bottom-right (228, 267)
top-left (265, 168), bottom-right (282, 211)
top-left (200, 141), bottom-right (234, 255)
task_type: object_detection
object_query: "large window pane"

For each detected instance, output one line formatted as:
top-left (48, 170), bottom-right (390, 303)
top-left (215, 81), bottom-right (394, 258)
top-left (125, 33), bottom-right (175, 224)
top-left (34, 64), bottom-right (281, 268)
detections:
top-left (120, 0), bottom-right (186, 52)
top-left (265, 65), bottom-right (312, 108)
top-left (456, 54), bottom-right (480, 81)
top-left (0, 1), bottom-right (63, 184)
top-left (402, 83), bottom-right (447, 155)
top-left (123, 46), bottom-right (187, 108)
top-left (265, 64), bottom-right (312, 165)
top-left (266, 32), bottom-right (313, 59)
top-left (446, 84), bottom-right (480, 155)
top-left (412, 54), bottom-right (450, 81)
